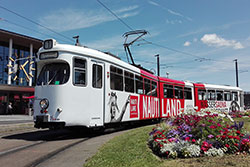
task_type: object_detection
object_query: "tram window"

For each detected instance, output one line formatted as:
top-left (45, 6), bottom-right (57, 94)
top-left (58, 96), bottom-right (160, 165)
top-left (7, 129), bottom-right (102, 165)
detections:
top-left (110, 66), bottom-right (123, 91)
top-left (224, 91), bottom-right (231, 101)
top-left (124, 71), bottom-right (134, 93)
top-left (207, 90), bottom-right (216, 100)
top-left (175, 86), bottom-right (183, 99)
top-left (151, 81), bottom-right (157, 97)
top-left (144, 78), bottom-right (151, 95)
top-left (92, 64), bottom-right (102, 88)
top-left (37, 62), bottom-right (70, 86)
top-left (232, 92), bottom-right (238, 101)
top-left (216, 91), bottom-right (224, 101)
top-left (135, 75), bottom-right (143, 94)
top-left (163, 84), bottom-right (174, 98)
top-left (198, 89), bottom-right (206, 100)
top-left (184, 87), bottom-right (192, 100)
top-left (74, 58), bottom-right (86, 86)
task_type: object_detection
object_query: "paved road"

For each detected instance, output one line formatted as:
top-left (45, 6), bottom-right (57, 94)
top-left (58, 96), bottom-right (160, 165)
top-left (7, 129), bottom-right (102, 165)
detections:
top-left (0, 115), bottom-right (130, 167)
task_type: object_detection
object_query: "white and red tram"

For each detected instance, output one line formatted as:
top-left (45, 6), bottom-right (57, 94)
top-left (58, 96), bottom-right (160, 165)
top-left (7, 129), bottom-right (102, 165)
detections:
top-left (33, 39), bottom-right (244, 129)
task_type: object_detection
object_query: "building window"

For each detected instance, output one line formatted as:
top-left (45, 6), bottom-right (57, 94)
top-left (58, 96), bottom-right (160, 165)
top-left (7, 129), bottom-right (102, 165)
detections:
top-left (110, 66), bottom-right (123, 91)
top-left (73, 58), bottom-right (86, 86)
top-left (92, 64), bottom-right (102, 88)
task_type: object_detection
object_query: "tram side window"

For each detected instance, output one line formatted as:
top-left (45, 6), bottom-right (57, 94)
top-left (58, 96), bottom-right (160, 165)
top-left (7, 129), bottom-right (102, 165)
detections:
top-left (124, 71), bottom-right (134, 93)
top-left (135, 75), bottom-right (143, 94)
top-left (163, 84), bottom-right (174, 98)
top-left (184, 87), bottom-right (192, 100)
top-left (224, 91), bottom-right (231, 101)
top-left (198, 89), bottom-right (206, 100)
top-left (175, 86), bottom-right (184, 99)
top-left (151, 81), bottom-right (158, 97)
top-left (144, 78), bottom-right (151, 95)
top-left (216, 91), bottom-right (224, 101)
top-left (232, 92), bottom-right (238, 101)
top-left (207, 90), bottom-right (216, 100)
top-left (110, 66), bottom-right (123, 91)
top-left (74, 58), bottom-right (86, 86)
top-left (92, 64), bottom-right (102, 88)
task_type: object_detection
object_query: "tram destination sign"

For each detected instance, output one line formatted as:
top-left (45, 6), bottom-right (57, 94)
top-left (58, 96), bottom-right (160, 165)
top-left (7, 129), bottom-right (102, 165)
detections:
top-left (40, 52), bottom-right (58, 60)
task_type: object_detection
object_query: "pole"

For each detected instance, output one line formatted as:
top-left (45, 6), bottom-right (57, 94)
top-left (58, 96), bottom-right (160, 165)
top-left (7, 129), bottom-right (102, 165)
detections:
top-left (155, 54), bottom-right (160, 76)
top-left (234, 59), bottom-right (239, 87)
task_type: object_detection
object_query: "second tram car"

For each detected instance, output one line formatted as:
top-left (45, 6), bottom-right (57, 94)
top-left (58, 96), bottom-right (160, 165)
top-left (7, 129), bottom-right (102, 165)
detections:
top-left (33, 39), bottom-right (244, 129)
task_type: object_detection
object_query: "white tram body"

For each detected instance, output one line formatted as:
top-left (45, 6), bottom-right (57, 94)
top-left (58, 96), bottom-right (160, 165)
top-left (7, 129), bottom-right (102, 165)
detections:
top-left (33, 39), bottom-right (244, 129)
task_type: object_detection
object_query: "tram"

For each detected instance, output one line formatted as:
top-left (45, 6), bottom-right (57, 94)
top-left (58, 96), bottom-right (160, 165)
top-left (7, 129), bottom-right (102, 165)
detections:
top-left (33, 39), bottom-right (244, 129)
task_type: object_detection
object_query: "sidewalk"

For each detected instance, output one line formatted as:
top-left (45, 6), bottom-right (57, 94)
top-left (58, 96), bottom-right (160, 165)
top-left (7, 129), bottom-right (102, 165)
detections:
top-left (0, 115), bottom-right (34, 136)
top-left (0, 115), bottom-right (33, 125)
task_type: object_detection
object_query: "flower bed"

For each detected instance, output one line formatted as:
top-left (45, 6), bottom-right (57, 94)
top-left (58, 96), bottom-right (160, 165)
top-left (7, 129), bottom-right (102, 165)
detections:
top-left (148, 110), bottom-right (250, 159)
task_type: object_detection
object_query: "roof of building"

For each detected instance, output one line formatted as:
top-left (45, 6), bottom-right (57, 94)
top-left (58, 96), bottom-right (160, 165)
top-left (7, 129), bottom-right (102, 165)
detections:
top-left (0, 29), bottom-right (42, 49)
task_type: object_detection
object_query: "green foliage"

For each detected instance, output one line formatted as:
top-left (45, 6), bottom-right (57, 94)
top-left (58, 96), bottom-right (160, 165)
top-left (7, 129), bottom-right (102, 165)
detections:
top-left (84, 126), bottom-right (162, 167)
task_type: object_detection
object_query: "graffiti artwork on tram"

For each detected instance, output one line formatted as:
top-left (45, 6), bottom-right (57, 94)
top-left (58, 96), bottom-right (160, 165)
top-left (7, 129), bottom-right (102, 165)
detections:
top-left (108, 92), bottom-right (130, 122)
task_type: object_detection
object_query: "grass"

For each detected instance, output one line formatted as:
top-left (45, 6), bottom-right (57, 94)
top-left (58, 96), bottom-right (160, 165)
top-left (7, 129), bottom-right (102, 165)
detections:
top-left (84, 125), bottom-right (162, 167)
top-left (84, 117), bottom-right (250, 167)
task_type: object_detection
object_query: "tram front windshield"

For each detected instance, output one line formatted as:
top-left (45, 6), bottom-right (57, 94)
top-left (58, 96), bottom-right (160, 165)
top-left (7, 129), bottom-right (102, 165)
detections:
top-left (37, 63), bottom-right (70, 86)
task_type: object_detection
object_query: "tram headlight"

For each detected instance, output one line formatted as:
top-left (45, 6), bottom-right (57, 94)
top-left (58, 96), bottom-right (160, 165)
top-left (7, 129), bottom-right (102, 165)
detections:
top-left (40, 98), bottom-right (49, 110)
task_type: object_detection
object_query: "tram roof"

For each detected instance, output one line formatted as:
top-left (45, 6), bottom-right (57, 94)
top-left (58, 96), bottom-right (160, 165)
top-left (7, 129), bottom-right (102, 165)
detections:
top-left (39, 42), bottom-right (141, 73)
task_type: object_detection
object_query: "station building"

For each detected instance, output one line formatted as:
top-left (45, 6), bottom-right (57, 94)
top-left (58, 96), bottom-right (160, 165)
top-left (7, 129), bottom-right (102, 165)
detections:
top-left (0, 29), bottom-right (42, 114)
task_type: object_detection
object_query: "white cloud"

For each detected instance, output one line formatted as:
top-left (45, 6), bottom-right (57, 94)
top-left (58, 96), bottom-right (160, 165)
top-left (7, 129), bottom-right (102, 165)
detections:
top-left (148, 1), bottom-right (192, 22)
top-left (148, 0), bottom-right (160, 7)
top-left (39, 6), bottom-right (139, 32)
top-left (201, 34), bottom-right (244, 50)
top-left (184, 41), bottom-right (191, 46)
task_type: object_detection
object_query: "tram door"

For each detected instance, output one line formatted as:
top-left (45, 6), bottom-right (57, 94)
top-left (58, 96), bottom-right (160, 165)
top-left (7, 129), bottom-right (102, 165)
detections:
top-left (89, 60), bottom-right (105, 127)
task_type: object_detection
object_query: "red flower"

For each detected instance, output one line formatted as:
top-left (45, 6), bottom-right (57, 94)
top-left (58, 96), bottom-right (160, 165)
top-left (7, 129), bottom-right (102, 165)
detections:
top-left (221, 135), bottom-right (226, 140)
top-left (236, 130), bottom-right (241, 134)
top-left (185, 137), bottom-right (190, 141)
top-left (210, 125), bottom-right (217, 129)
top-left (234, 143), bottom-right (239, 147)
top-left (225, 144), bottom-right (230, 148)
top-left (234, 136), bottom-right (240, 140)
top-left (192, 139), bottom-right (196, 143)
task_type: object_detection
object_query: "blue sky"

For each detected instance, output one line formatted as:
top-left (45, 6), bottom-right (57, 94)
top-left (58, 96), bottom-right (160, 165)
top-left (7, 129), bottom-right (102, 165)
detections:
top-left (1, 0), bottom-right (250, 91)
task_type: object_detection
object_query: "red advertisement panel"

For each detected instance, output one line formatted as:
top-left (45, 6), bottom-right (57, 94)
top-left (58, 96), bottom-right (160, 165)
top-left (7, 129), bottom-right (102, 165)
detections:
top-left (161, 98), bottom-right (184, 117)
top-left (139, 95), bottom-right (160, 120)
top-left (130, 96), bottom-right (138, 118)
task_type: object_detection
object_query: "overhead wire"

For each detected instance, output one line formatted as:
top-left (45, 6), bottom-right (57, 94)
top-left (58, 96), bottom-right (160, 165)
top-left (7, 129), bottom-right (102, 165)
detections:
top-left (0, 18), bottom-right (71, 43)
top-left (95, 0), bottom-right (231, 65)
top-left (0, 4), bottom-right (75, 43)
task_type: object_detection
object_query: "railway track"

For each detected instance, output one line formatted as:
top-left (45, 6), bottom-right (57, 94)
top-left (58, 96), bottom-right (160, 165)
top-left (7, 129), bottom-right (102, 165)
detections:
top-left (0, 129), bottom-right (92, 167)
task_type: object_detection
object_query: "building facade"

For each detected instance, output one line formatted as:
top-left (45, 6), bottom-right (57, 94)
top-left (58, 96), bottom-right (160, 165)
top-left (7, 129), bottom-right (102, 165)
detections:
top-left (0, 29), bottom-right (42, 114)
